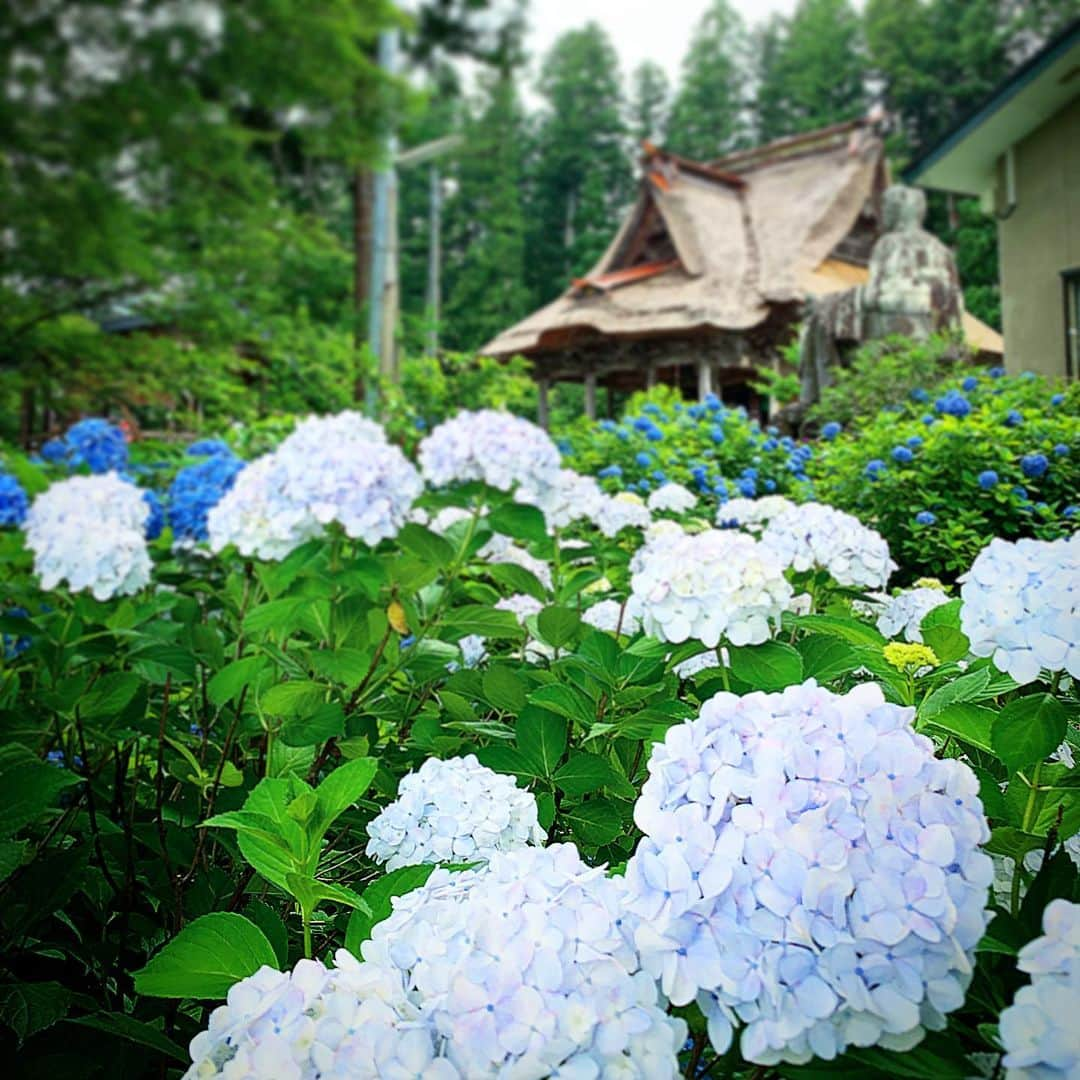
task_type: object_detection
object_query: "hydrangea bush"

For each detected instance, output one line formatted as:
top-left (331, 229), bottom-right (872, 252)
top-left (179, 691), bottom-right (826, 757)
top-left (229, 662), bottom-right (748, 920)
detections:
top-left (0, 399), bottom-right (1076, 1078)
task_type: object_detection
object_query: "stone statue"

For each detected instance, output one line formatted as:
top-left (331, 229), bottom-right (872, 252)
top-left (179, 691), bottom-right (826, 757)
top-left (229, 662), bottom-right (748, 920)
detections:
top-left (793, 184), bottom-right (963, 425)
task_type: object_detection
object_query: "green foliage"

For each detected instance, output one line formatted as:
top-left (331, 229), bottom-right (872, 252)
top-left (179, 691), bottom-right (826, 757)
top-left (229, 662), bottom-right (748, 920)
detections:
top-left (811, 370), bottom-right (1080, 580)
top-left (628, 61), bottom-right (670, 145)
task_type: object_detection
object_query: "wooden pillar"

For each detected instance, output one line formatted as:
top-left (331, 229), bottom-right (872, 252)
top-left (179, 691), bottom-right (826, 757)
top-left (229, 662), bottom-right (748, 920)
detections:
top-left (646, 361), bottom-right (657, 389)
top-left (697, 357), bottom-right (713, 401)
top-left (537, 378), bottom-right (550, 430)
top-left (584, 372), bottom-right (597, 420)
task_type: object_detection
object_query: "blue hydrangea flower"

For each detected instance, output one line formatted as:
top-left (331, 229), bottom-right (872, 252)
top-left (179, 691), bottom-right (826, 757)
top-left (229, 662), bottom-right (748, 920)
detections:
top-left (143, 490), bottom-right (165, 540)
top-left (0, 472), bottom-right (29, 527)
top-left (864, 458), bottom-right (887, 480)
top-left (616, 428), bottom-right (629, 441)
top-left (764, 478), bottom-right (776, 492)
top-left (59, 418), bottom-right (129, 473)
top-left (632, 416), bottom-right (653, 432)
top-left (597, 464), bottom-right (622, 479)
top-left (989, 366), bottom-right (1005, 378)
top-left (821, 421), bottom-right (842, 440)
top-left (1051, 393), bottom-right (1065, 406)
top-left (1065, 505), bottom-right (1078, 518)
top-left (910, 387), bottom-right (929, 403)
top-left (1012, 485), bottom-right (1029, 500)
top-left (168, 451), bottom-right (246, 543)
top-left (1005, 410), bottom-right (1023, 427)
top-left (978, 470), bottom-right (999, 489)
top-left (935, 390), bottom-right (972, 418)
top-left (598, 419), bottom-right (617, 433)
top-left (737, 477), bottom-right (756, 497)
top-left (961, 375), bottom-right (978, 391)
top-left (1021, 453), bottom-right (1049, 479)
top-left (642, 403), bottom-right (661, 416)
top-left (46, 749), bottom-right (65, 766)
top-left (635, 452), bottom-right (652, 468)
top-left (687, 404), bottom-right (705, 420)
top-left (906, 435), bottom-right (923, 448)
top-left (709, 426), bottom-right (724, 444)
top-left (40, 439), bottom-right (66, 463)
top-left (915, 510), bottom-right (937, 525)
top-left (646, 427), bottom-right (663, 442)
top-left (186, 438), bottom-right (233, 457)
top-left (762, 437), bottom-right (778, 451)
top-left (651, 470), bottom-right (666, 483)
top-left (742, 467), bottom-right (758, 480)
top-left (891, 446), bottom-right (914, 464)
top-left (704, 392), bottom-right (721, 411)
top-left (922, 414), bottom-right (936, 425)
top-left (1053, 443), bottom-right (1069, 456)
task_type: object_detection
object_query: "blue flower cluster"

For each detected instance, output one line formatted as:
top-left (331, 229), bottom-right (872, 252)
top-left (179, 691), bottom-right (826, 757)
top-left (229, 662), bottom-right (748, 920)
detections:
top-left (2, 606), bottom-right (31, 659)
top-left (143, 490), bottom-right (165, 541)
top-left (168, 442), bottom-right (246, 543)
top-left (0, 471), bottom-right (29, 527)
top-left (41, 418), bottom-right (128, 473)
top-left (935, 389), bottom-right (972, 418)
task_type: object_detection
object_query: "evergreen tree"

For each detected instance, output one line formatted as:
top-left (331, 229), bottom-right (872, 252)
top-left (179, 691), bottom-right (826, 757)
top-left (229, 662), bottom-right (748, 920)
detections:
top-left (628, 61), bottom-right (670, 146)
top-left (440, 70), bottom-right (531, 351)
top-left (754, 0), bottom-right (867, 143)
top-left (525, 24), bottom-right (631, 305)
top-left (666, 0), bottom-right (751, 160)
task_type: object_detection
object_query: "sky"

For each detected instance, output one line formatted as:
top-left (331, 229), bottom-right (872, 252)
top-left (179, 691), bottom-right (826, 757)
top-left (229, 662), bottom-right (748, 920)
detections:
top-left (523, 0), bottom-right (801, 83)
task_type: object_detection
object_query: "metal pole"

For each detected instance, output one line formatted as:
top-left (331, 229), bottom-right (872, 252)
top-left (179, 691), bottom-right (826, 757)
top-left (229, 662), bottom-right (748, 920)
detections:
top-left (365, 27), bottom-right (398, 415)
top-left (426, 164), bottom-right (441, 356)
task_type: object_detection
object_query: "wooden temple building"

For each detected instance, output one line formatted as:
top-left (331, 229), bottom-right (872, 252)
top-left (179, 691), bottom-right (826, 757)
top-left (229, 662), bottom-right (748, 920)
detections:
top-left (480, 119), bottom-right (1002, 423)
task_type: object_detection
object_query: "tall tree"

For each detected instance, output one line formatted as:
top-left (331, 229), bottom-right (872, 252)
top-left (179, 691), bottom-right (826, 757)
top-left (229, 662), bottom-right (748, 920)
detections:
top-left (754, 0), bottom-right (867, 143)
top-left (525, 24), bottom-right (631, 305)
top-left (440, 70), bottom-right (532, 351)
top-left (628, 61), bottom-right (670, 147)
top-left (666, 0), bottom-right (751, 160)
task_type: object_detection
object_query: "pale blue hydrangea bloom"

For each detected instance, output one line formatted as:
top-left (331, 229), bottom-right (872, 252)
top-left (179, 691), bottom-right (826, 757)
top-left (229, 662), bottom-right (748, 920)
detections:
top-left (592, 491), bottom-right (652, 537)
top-left (647, 482), bottom-right (698, 515)
top-left (622, 680), bottom-right (992, 1065)
top-left (762, 502), bottom-right (896, 590)
top-left (630, 529), bottom-right (793, 648)
top-left (876, 586), bottom-right (951, 643)
top-left (999, 899), bottom-right (1080, 1079)
top-left (25, 473), bottom-right (151, 599)
top-left (959, 535), bottom-right (1080, 684)
top-left (717, 495), bottom-right (797, 534)
top-left (517, 466), bottom-right (604, 529)
top-left (365, 754), bottom-right (545, 871)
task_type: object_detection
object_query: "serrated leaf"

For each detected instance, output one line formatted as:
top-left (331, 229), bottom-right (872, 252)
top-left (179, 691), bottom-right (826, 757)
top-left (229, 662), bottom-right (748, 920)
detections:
top-left (0, 981), bottom-right (71, 1044)
top-left (396, 523), bottom-right (455, 568)
top-left (310, 757), bottom-right (378, 841)
top-left (487, 504), bottom-right (548, 544)
top-left (515, 705), bottom-right (568, 776)
top-left (207, 656), bottom-right (266, 707)
top-left (992, 694), bottom-right (1067, 772)
top-left (727, 641), bottom-right (803, 691)
top-left (0, 747), bottom-right (81, 840)
top-left (260, 680), bottom-right (327, 718)
top-left (440, 606), bottom-right (524, 641)
top-left (554, 752), bottom-right (634, 797)
top-left (81, 672), bottom-right (141, 719)
top-left (280, 702), bottom-right (345, 748)
top-left (563, 799), bottom-right (621, 847)
top-left (482, 667), bottom-right (526, 714)
top-left (70, 1012), bottom-right (186, 1062)
top-left (132, 913), bottom-right (277, 998)
top-left (926, 703), bottom-right (996, 753)
top-left (537, 606), bottom-right (581, 648)
top-left (527, 684), bottom-right (595, 726)
top-left (918, 667), bottom-right (992, 720)
top-left (242, 599), bottom-right (305, 638)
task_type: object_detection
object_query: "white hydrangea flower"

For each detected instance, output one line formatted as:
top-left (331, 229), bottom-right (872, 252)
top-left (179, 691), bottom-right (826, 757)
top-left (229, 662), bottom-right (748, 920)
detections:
top-left (875, 586), bottom-right (951, 643)
top-left (208, 411), bottom-right (421, 560)
top-left (457, 634), bottom-right (488, 669)
top-left (582, 596), bottom-right (643, 635)
top-left (494, 593), bottom-right (543, 625)
top-left (762, 502), bottom-right (896, 590)
top-left (648, 482), bottom-right (697, 514)
top-left (426, 506), bottom-right (474, 534)
top-left (25, 473), bottom-right (152, 600)
top-left (959, 535), bottom-right (1080, 685)
top-left (593, 492), bottom-right (652, 538)
top-left (630, 528), bottom-right (793, 647)
top-left (517, 467), bottom-right (604, 530)
top-left (642, 518), bottom-right (686, 550)
top-left (718, 495), bottom-right (797, 532)
top-left (999, 899), bottom-right (1080, 1079)
top-left (481, 538), bottom-right (553, 590)
top-left (623, 680), bottom-right (993, 1065)
top-left (362, 844), bottom-right (687, 1078)
top-left (366, 755), bottom-right (545, 871)
top-left (418, 410), bottom-right (561, 495)
top-left (673, 648), bottom-right (725, 679)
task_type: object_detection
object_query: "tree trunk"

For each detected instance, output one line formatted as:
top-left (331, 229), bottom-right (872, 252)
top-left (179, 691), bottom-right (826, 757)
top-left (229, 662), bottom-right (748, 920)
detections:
top-left (353, 168), bottom-right (373, 401)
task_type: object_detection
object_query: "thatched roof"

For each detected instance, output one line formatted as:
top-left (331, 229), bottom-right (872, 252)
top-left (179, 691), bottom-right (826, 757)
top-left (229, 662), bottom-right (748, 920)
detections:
top-left (481, 120), bottom-right (1002, 360)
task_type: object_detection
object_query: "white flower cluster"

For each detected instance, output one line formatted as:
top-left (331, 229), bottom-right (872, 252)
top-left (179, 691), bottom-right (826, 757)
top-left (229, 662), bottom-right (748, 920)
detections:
top-left (622, 680), bottom-right (992, 1065)
top-left (630, 528), bottom-right (793, 647)
top-left (479, 533), bottom-right (553, 590)
top-left (647, 482), bottom-right (697, 515)
top-left (518, 467), bottom-right (604, 530)
top-left (25, 473), bottom-right (151, 600)
top-left (718, 495), bottom-right (797, 532)
top-left (582, 596), bottom-right (644, 635)
top-left (185, 846), bottom-right (686, 1079)
top-left (208, 412), bottom-right (421, 560)
top-left (999, 899), bottom-right (1080, 1079)
top-left (418, 410), bottom-right (562, 495)
top-left (365, 755), bottom-right (545, 871)
top-left (959, 535), bottom-right (1080, 685)
top-left (762, 502), bottom-right (896, 590)
top-left (875, 586), bottom-right (951, 642)
top-left (494, 592), bottom-right (543, 625)
top-left (593, 492), bottom-right (652, 538)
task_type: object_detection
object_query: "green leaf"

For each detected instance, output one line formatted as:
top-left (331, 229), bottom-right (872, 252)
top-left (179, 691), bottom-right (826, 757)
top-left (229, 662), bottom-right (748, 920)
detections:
top-left (482, 667), bottom-right (526, 714)
top-left (440, 606), bottom-right (524, 641)
top-left (285, 874), bottom-right (366, 912)
top-left (81, 672), bottom-right (141, 719)
top-left (554, 751), bottom-right (634, 797)
top-left (487, 503), bottom-right (548, 544)
top-left (527, 684), bottom-right (595, 727)
top-left (207, 656), bottom-right (265, 707)
top-left (397, 523), bottom-right (455, 568)
top-left (202, 810), bottom-right (298, 852)
top-left (344, 865), bottom-right (437, 954)
top-left (727, 641), bottom-right (803, 691)
top-left (992, 694), bottom-right (1067, 772)
top-left (243, 599), bottom-right (306, 638)
top-left (511, 708), bottom-right (565, 777)
top-left (0, 747), bottom-right (81, 840)
top-left (797, 634), bottom-right (864, 683)
top-left (70, 1013), bottom-right (186, 1062)
top-left (0, 981), bottom-right (71, 1044)
top-left (984, 826), bottom-right (1046, 861)
top-left (564, 799), bottom-right (621, 847)
top-left (310, 757), bottom-right (378, 841)
top-left (244, 900), bottom-right (289, 968)
top-left (486, 562), bottom-right (548, 601)
top-left (132, 913), bottom-right (278, 999)
top-left (537, 606), bottom-right (581, 648)
top-left (261, 680), bottom-right (327, 718)
top-left (237, 777), bottom-right (311, 889)
top-left (0, 839), bottom-right (27, 881)
top-left (920, 598), bottom-right (962, 633)
top-left (927, 703), bottom-right (996, 753)
top-left (918, 667), bottom-right (992, 721)
top-left (794, 613), bottom-right (886, 648)
top-left (921, 625), bottom-right (969, 663)
top-left (280, 702), bottom-right (345, 748)
top-left (474, 746), bottom-right (542, 781)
